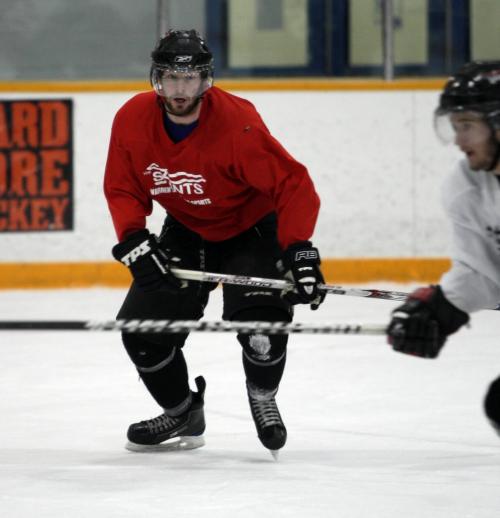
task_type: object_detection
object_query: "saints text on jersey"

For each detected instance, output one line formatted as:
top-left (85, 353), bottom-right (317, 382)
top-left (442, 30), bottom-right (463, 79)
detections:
top-left (144, 163), bottom-right (208, 197)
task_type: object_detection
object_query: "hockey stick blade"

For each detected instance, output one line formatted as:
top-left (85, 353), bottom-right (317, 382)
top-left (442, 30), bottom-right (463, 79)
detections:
top-left (171, 268), bottom-right (409, 302)
top-left (0, 319), bottom-right (386, 335)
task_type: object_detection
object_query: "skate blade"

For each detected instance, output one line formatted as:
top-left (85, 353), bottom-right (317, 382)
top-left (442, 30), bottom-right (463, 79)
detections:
top-left (270, 449), bottom-right (280, 461)
top-left (125, 435), bottom-right (205, 453)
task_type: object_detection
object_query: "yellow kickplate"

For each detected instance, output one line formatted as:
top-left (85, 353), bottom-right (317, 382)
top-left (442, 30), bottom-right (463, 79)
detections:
top-left (0, 258), bottom-right (451, 289)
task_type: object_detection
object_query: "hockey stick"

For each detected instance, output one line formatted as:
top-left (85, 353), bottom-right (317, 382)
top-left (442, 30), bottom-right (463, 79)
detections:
top-left (0, 319), bottom-right (386, 335)
top-left (171, 267), bottom-right (409, 302)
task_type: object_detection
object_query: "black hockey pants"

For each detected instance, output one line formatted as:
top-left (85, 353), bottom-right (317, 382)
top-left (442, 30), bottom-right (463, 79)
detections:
top-left (117, 212), bottom-right (292, 413)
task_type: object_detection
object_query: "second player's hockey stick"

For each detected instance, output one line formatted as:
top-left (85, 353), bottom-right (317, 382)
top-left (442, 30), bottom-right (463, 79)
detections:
top-left (0, 319), bottom-right (386, 335)
top-left (171, 268), bottom-right (409, 302)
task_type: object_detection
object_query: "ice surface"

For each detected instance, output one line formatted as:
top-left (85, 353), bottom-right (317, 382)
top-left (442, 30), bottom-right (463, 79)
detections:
top-left (0, 286), bottom-right (499, 518)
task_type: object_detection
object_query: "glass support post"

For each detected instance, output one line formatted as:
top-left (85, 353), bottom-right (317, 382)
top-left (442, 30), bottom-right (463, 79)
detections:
top-left (382, 0), bottom-right (394, 80)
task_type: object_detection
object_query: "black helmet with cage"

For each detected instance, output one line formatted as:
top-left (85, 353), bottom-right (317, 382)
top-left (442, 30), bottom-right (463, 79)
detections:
top-left (150, 29), bottom-right (214, 98)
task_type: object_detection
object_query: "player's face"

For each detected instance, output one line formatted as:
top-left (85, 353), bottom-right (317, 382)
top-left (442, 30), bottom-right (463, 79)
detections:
top-left (451, 112), bottom-right (497, 171)
top-left (161, 71), bottom-right (204, 116)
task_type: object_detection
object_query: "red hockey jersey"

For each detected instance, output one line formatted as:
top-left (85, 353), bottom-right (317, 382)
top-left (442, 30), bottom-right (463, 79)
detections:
top-left (104, 87), bottom-right (320, 249)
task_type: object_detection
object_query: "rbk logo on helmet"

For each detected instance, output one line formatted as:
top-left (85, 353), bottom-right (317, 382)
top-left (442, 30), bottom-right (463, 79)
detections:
top-left (174, 55), bottom-right (193, 63)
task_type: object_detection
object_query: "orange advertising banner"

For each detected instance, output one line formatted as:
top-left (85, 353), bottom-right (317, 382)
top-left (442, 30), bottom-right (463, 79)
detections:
top-left (0, 99), bottom-right (73, 231)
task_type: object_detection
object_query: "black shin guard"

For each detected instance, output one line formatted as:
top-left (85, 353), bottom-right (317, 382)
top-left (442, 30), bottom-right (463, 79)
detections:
top-left (122, 333), bottom-right (191, 411)
top-left (234, 308), bottom-right (289, 392)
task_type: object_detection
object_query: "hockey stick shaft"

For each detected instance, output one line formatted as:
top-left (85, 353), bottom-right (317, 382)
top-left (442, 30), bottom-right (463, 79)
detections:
top-left (171, 268), bottom-right (409, 302)
top-left (0, 319), bottom-right (386, 335)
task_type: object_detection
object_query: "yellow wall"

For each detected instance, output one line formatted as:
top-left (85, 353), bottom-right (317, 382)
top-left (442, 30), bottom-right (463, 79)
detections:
top-left (0, 258), bottom-right (451, 289)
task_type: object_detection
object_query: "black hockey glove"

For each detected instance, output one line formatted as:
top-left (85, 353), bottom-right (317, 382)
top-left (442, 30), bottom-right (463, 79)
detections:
top-left (387, 285), bottom-right (469, 359)
top-left (279, 241), bottom-right (326, 310)
top-left (112, 229), bottom-right (183, 293)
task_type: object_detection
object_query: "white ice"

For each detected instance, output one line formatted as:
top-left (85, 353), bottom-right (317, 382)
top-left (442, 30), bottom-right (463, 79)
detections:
top-left (0, 285), bottom-right (499, 518)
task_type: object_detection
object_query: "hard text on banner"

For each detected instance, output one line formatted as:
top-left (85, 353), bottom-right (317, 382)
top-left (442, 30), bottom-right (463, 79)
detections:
top-left (0, 99), bottom-right (73, 232)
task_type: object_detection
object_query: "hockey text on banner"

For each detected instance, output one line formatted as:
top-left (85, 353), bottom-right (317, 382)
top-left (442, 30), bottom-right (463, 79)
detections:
top-left (0, 99), bottom-right (73, 232)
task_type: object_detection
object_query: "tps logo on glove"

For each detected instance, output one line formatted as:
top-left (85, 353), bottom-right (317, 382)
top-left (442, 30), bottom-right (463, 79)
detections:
top-left (120, 240), bottom-right (152, 266)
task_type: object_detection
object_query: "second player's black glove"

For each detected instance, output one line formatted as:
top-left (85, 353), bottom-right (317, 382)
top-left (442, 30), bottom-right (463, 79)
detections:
top-left (279, 241), bottom-right (326, 310)
top-left (112, 229), bottom-right (183, 293)
top-left (387, 285), bottom-right (469, 359)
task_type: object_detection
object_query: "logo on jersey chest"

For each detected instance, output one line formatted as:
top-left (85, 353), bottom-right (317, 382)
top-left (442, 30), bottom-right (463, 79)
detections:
top-left (144, 163), bottom-right (207, 196)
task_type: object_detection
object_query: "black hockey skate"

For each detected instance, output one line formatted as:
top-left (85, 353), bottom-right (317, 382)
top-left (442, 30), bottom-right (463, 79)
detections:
top-left (126, 376), bottom-right (206, 452)
top-left (247, 383), bottom-right (287, 458)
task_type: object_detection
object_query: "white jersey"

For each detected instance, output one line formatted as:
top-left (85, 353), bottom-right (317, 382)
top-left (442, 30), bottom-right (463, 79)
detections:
top-left (440, 159), bottom-right (500, 313)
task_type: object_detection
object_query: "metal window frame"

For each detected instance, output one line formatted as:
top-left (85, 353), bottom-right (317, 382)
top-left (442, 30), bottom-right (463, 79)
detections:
top-left (206, 0), bottom-right (327, 77)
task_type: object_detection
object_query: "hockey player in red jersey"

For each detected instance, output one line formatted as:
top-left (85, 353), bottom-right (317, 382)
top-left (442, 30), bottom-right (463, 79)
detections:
top-left (387, 61), bottom-right (500, 437)
top-left (104, 30), bottom-right (325, 455)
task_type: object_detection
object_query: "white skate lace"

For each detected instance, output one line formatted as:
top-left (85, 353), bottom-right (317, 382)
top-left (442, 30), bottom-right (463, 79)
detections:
top-left (250, 398), bottom-right (282, 428)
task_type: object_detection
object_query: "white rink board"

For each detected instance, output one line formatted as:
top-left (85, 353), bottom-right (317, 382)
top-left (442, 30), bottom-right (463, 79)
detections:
top-left (0, 89), bottom-right (461, 262)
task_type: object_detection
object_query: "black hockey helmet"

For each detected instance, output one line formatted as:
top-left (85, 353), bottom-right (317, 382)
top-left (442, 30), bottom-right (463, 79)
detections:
top-left (435, 61), bottom-right (500, 134)
top-left (150, 29), bottom-right (214, 97)
top-left (435, 61), bottom-right (500, 170)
